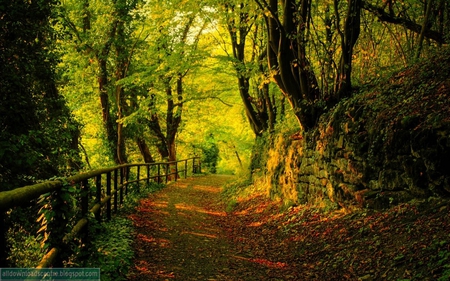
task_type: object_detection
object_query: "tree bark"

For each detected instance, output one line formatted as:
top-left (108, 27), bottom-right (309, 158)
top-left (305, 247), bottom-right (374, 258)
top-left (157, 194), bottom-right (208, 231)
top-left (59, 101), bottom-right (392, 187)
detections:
top-left (335, 0), bottom-right (362, 98)
top-left (260, 0), bottom-right (320, 130)
top-left (97, 56), bottom-right (119, 163)
top-left (114, 6), bottom-right (129, 165)
top-left (136, 137), bottom-right (154, 163)
top-left (416, 0), bottom-right (434, 59)
top-left (148, 113), bottom-right (169, 160)
top-left (96, 19), bottom-right (119, 163)
top-left (225, 2), bottom-right (269, 136)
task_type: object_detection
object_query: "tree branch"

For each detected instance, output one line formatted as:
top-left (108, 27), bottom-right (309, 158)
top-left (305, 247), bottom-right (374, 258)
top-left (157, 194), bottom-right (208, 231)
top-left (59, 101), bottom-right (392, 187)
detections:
top-left (362, 1), bottom-right (445, 44)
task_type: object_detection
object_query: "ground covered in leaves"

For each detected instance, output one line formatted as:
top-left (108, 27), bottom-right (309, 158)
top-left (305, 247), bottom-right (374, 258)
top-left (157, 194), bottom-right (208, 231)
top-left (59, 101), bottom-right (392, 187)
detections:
top-left (126, 175), bottom-right (450, 281)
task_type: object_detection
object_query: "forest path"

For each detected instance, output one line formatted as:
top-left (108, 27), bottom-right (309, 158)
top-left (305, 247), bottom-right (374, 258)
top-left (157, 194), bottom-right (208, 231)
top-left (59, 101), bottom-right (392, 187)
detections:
top-left (126, 175), bottom-right (298, 281)
top-left (125, 175), bottom-right (450, 280)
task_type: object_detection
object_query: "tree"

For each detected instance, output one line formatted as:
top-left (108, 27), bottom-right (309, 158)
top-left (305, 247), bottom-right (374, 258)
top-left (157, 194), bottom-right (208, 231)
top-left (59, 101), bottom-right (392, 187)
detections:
top-left (58, 0), bottom-right (141, 165)
top-left (334, 0), bottom-right (362, 96)
top-left (0, 0), bottom-right (80, 188)
top-left (128, 0), bottom-right (209, 163)
top-left (0, 0), bottom-right (80, 267)
top-left (251, 0), bottom-right (364, 131)
top-left (217, 0), bottom-right (277, 136)
top-left (362, 0), bottom-right (448, 46)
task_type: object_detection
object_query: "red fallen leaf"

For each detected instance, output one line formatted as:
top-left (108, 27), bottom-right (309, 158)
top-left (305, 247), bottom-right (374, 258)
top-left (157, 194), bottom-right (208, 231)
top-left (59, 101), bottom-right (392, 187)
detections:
top-left (135, 265), bottom-right (148, 272)
top-left (249, 258), bottom-right (289, 269)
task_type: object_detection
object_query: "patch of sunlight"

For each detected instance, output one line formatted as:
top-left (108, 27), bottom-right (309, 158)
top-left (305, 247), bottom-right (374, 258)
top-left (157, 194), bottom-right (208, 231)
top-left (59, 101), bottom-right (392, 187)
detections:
top-left (248, 221), bottom-right (264, 227)
top-left (152, 209), bottom-right (170, 216)
top-left (174, 203), bottom-right (226, 216)
top-left (173, 183), bottom-right (190, 188)
top-left (137, 234), bottom-right (171, 248)
top-left (235, 209), bottom-right (250, 216)
top-left (193, 185), bottom-right (222, 193)
top-left (152, 200), bottom-right (169, 209)
top-left (180, 231), bottom-right (217, 239)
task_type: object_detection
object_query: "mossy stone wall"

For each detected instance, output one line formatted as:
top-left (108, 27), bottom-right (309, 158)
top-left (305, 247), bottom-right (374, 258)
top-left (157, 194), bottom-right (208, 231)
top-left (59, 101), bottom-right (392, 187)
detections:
top-left (254, 50), bottom-right (450, 209)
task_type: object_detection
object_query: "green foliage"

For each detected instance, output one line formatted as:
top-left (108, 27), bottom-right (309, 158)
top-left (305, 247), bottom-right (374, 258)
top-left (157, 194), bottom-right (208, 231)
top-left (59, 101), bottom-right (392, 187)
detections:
top-left (221, 177), bottom-right (253, 202)
top-left (0, 0), bottom-right (81, 190)
top-left (36, 179), bottom-right (79, 260)
top-left (120, 182), bottom-right (165, 214)
top-left (6, 225), bottom-right (44, 267)
top-left (225, 198), bottom-right (238, 213)
top-left (4, 179), bottom-right (79, 267)
top-left (81, 182), bottom-right (163, 280)
top-left (200, 135), bottom-right (220, 174)
top-left (83, 217), bottom-right (134, 281)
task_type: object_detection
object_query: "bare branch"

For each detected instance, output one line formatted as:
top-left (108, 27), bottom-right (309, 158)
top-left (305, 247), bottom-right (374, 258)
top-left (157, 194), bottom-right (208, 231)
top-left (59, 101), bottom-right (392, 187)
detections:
top-left (362, 1), bottom-right (445, 44)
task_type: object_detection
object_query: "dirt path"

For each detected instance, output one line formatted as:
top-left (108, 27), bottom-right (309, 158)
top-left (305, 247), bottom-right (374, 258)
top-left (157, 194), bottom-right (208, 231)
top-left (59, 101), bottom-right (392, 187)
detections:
top-left (126, 175), bottom-right (297, 281)
top-left (126, 175), bottom-right (450, 280)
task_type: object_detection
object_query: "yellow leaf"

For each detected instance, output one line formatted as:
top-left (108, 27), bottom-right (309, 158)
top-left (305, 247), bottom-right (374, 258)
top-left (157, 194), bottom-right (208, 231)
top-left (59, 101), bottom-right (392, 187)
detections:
top-left (36, 213), bottom-right (45, 223)
top-left (37, 225), bottom-right (47, 234)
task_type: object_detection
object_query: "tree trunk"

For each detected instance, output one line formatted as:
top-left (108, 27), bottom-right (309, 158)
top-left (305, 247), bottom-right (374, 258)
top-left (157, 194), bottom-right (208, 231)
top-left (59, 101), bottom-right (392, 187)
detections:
top-left (96, 19), bottom-right (118, 163)
top-left (148, 114), bottom-right (169, 160)
top-left (225, 2), bottom-right (269, 136)
top-left (98, 57), bottom-right (119, 163)
top-left (264, 0), bottom-right (320, 130)
top-left (136, 137), bottom-right (154, 163)
top-left (114, 11), bottom-right (129, 165)
top-left (416, 0), bottom-right (434, 59)
top-left (335, 0), bottom-right (362, 98)
top-left (82, 0), bottom-right (90, 32)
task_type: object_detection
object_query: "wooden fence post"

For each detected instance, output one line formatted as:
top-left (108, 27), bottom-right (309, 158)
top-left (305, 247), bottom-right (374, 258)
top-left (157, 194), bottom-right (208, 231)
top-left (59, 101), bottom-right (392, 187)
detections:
top-left (165, 163), bottom-right (169, 183)
top-left (114, 169), bottom-right (118, 213)
top-left (175, 162), bottom-right (178, 181)
top-left (184, 159), bottom-right (188, 178)
top-left (137, 166), bottom-right (140, 192)
top-left (81, 179), bottom-right (89, 248)
top-left (125, 167), bottom-right (130, 195)
top-left (147, 165), bottom-right (150, 185)
top-left (95, 175), bottom-right (101, 222)
top-left (157, 164), bottom-right (161, 183)
top-left (106, 172), bottom-right (111, 221)
top-left (120, 168), bottom-right (124, 204)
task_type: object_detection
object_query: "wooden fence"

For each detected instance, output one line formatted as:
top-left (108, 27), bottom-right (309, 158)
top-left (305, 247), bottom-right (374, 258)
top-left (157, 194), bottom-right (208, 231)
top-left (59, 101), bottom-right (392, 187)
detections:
top-left (0, 157), bottom-right (201, 268)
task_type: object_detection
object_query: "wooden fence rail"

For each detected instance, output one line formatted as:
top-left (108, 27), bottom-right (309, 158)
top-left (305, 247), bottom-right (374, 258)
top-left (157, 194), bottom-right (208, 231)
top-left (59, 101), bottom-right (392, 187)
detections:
top-left (0, 157), bottom-right (201, 268)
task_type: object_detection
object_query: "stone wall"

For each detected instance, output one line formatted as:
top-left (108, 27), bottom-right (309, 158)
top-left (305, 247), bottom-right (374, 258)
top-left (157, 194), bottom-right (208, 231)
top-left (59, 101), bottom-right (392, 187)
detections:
top-left (255, 51), bottom-right (450, 209)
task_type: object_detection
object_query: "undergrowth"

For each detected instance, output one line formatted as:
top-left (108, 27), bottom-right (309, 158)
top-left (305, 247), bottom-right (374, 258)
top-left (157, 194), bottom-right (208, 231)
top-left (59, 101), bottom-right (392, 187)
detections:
top-left (81, 182), bottom-right (164, 281)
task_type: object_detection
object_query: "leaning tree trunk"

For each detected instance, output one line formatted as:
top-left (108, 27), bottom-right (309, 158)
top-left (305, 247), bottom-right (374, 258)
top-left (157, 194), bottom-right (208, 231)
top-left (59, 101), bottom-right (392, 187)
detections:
top-left (136, 137), bottom-right (154, 163)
